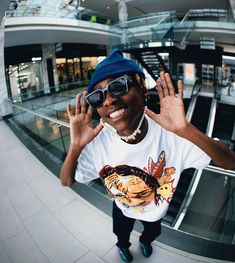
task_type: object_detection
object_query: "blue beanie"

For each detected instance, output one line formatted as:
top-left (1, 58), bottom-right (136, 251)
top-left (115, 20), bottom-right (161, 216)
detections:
top-left (87, 49), bottom-right (145, 93)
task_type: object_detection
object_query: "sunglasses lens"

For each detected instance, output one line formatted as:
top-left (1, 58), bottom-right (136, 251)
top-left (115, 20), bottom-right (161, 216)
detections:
top-left (109, 77), bottom-right (128, 97)
top-left (86, 90), bottom-right (103, 108)
top-left (86, 76), bottom-right (129, 108)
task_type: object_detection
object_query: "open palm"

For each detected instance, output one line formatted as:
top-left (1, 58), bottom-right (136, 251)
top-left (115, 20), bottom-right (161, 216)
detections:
top-left (146, 72), bottom-right (187, 134)
top-left (67, 92), bottom-right (103, 148)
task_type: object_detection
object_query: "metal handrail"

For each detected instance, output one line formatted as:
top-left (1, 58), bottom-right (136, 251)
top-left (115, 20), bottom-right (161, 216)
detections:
top-left (11, 102), bottom-right (70, 128)
top-left (12, 101), bottom-right (235, 180)
top-left (205, 164), bottom-right (235, 177)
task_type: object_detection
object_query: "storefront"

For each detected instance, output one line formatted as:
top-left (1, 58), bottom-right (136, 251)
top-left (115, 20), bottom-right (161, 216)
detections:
top-left (5, 43), bottom-right (107, 101)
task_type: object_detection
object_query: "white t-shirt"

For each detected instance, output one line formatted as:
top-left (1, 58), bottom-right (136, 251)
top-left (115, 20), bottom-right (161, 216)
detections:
top-left (75, 116), bottom-right (210, 222)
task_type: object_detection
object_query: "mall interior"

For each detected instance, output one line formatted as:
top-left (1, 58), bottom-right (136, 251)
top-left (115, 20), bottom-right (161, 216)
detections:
top-left (0, 0), bottom-right (235, 262)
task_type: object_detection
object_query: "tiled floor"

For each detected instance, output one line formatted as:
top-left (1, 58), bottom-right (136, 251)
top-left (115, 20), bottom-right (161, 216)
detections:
top-left (0, 121), bottom-right (233, 263)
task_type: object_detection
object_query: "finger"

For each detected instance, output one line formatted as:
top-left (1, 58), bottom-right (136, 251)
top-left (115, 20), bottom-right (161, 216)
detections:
top-left (156, 78), bottom-right (164, 100)
top-left (160, 71), bottom-right (169, 96)
top-left (67, 103), bottom-right (72, 118)
top-left (165, 73), bottom-right (175, 96)
top-left (178, 80), bottom-right (183, 99)
top-left (146, 108), bottom-right (160, 124)
top-left (75, 93), bottom-right (81, 115)
top-left (94, 122), bottom-right (104, 136)
top-left (87, 105), bottom-right (93, 118)
top-left (81, 91), bottom-right (87, 114)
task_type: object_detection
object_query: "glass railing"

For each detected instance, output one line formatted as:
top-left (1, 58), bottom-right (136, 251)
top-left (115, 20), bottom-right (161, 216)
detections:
top-left (5, 1), bottom-right (114, 25)
top-left (11, 81), bottom-right (87, 103)
top-left (5, 3), bottom-right (235, 52)
top-left (183, 9), bottom-right (230, 23)
top-left (108, 8), bottom-right (234, 50)
top-left (110, 11), bottom-right (179, 49)
top-left (7, 98), bottom-right (235, 249)
top-left (10, 103), bottom-right (70, 162)
top-left (178, 167), bottom-right (235, 245)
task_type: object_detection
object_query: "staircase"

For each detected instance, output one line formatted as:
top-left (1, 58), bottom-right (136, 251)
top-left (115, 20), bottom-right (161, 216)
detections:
top-left (134, 50), bottom-right (170, 80)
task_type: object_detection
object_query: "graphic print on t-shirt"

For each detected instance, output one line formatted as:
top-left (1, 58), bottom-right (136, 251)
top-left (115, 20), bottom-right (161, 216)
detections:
top-left (99, 151), bottom-right (176, 209)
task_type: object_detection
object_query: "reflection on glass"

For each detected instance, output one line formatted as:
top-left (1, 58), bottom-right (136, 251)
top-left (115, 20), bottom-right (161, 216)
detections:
top-left (179, 170), bottom-right (235, 244)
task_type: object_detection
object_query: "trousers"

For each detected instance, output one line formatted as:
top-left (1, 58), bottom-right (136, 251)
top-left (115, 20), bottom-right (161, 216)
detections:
top-left (112, 201), bottom-right (162, 249)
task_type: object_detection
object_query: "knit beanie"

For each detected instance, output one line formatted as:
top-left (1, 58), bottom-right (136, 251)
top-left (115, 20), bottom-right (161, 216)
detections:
top-left (87, 49), bottom-right (145, 93)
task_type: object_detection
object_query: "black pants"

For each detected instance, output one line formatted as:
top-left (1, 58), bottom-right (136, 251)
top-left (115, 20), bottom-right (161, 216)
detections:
top-left (112, 201), bottom-right (162, 249)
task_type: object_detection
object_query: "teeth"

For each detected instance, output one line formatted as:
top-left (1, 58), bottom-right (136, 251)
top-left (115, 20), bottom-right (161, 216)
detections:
top-left (109, 108), bottom-right (125, 118)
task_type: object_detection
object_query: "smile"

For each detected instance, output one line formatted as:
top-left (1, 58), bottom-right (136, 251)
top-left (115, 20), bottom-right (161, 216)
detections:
top-left (109, 108), bottom-right (125, 118)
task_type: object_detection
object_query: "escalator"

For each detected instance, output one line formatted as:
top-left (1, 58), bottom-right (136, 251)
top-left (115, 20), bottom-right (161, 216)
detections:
top-left (163, 95), bottom-right (214, 226)
top-left (212, 103), bottom-right (235, 152)
top-left (163, 168), bottom-right (196, 226)
top-left (190, 96), bottom-right (213, 133)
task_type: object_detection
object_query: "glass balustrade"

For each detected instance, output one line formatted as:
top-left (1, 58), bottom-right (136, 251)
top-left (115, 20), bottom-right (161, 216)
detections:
top-left (5, 0), bottom-right (115, 25)
top-left (11, 103), bottom-right (70, 162)
top-left (8, 101), bottom-right (235, 248)
top-left (179, 169), bottom-right (235, 245)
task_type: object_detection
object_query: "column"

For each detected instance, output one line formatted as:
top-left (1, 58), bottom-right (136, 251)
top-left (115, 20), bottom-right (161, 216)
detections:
top-left (0, 17), bottom-right (12, 118)
top-left (41, 44), bottom-right (59, 94)
top-left (118, 0), bottom-right (128, 47)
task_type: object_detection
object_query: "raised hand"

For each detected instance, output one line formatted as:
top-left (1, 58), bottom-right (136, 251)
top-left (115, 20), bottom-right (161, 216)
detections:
top-left (67, 91), bottom-right (103, 149)
top-left (146, 72), bottom-right (187, 134)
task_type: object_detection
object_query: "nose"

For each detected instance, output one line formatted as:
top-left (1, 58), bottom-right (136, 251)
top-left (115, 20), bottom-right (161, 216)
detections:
top-left (103, 91), bottom-right (118, 107)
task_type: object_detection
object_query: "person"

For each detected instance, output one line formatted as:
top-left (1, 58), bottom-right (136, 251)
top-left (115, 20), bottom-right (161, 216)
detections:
top-left (227, 75), bottom-right (233, 96)
top-left (60, 49), bottom-right (235, 262)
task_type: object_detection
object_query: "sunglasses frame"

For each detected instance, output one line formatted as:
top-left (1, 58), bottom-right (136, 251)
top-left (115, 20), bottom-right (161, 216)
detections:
top-left (85, 75), bottom-right (130, 108)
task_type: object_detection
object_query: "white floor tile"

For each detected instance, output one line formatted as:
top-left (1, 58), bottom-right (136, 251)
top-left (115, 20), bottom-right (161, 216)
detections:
top-left (0, 194), bottom-right (25, 241)
top-left (55, 199), bottom-right (116, 257)
top-left (75, 251), bottom-right (106, 263)
top-left (0, 161), bottom-right (24, 186)
top-left (26, 170), bottom-right (75, 212)
top-left (6, 180), bottom-right (45, 220)
top-left (0, 242), bottom-right (11, 263)
top-left (3, 231), bottom-right (49, 263)
top-left (103, 234), bottom-right (201, 263)
top-left (0, 181), bottom-right (6, 196)
top-left (24, 209), bottom-right (88, 263)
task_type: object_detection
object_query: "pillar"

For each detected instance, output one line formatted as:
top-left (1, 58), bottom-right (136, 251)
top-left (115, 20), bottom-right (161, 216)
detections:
top-left (0, 17), bottom-right (12, 118)
top-left (41, 44), bottom-right (59, 94)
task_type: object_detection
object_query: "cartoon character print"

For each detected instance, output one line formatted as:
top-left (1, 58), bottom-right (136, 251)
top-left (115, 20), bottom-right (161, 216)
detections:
top-left (99, 165), bottom-right (159, 207)
top-left (144, 151), bottom-right (176, 204)
top-left (99, 151), bottom-right (176, 210)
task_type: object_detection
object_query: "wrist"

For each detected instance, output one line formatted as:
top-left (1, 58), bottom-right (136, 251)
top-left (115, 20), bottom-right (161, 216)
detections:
top-left (69, 143), bottom-right (84, 157)
top-left (175, 121), bottom-right (192, 138)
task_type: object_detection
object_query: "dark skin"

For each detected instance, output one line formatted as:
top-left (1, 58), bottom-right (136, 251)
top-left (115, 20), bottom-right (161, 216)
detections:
top-left (60, 72), bottom-right (235, 186)
top-left (96, 75), bottom-right (148, 143)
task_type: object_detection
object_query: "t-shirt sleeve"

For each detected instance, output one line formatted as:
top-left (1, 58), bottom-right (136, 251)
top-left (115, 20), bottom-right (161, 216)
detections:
top-left (75, 143), bottom-right (99, 183)
top-left (182, 139), bottom-right (211, 170)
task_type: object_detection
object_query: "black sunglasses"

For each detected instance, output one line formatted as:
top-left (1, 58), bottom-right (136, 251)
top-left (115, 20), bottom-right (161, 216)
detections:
top-left (85, 75), bottom-right (130, 108)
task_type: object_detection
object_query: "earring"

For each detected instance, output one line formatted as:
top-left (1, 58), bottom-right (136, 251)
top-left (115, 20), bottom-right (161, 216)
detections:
top-left (144, 95), bottom-right (148, 106)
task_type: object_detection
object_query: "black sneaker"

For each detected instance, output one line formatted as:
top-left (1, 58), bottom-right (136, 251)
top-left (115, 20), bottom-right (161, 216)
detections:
top-left (119, 248), bottom-right (133, 262)
top-left (140, 242), bottom-right (153, 257)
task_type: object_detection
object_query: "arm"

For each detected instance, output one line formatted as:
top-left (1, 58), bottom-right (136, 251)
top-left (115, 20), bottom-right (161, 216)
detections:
top-left (146, 72), bottom-right (235, 170)
top-left (176, 122), bottom-right (235, 169)
top-left (60, 92), bottom-right (103, 186)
